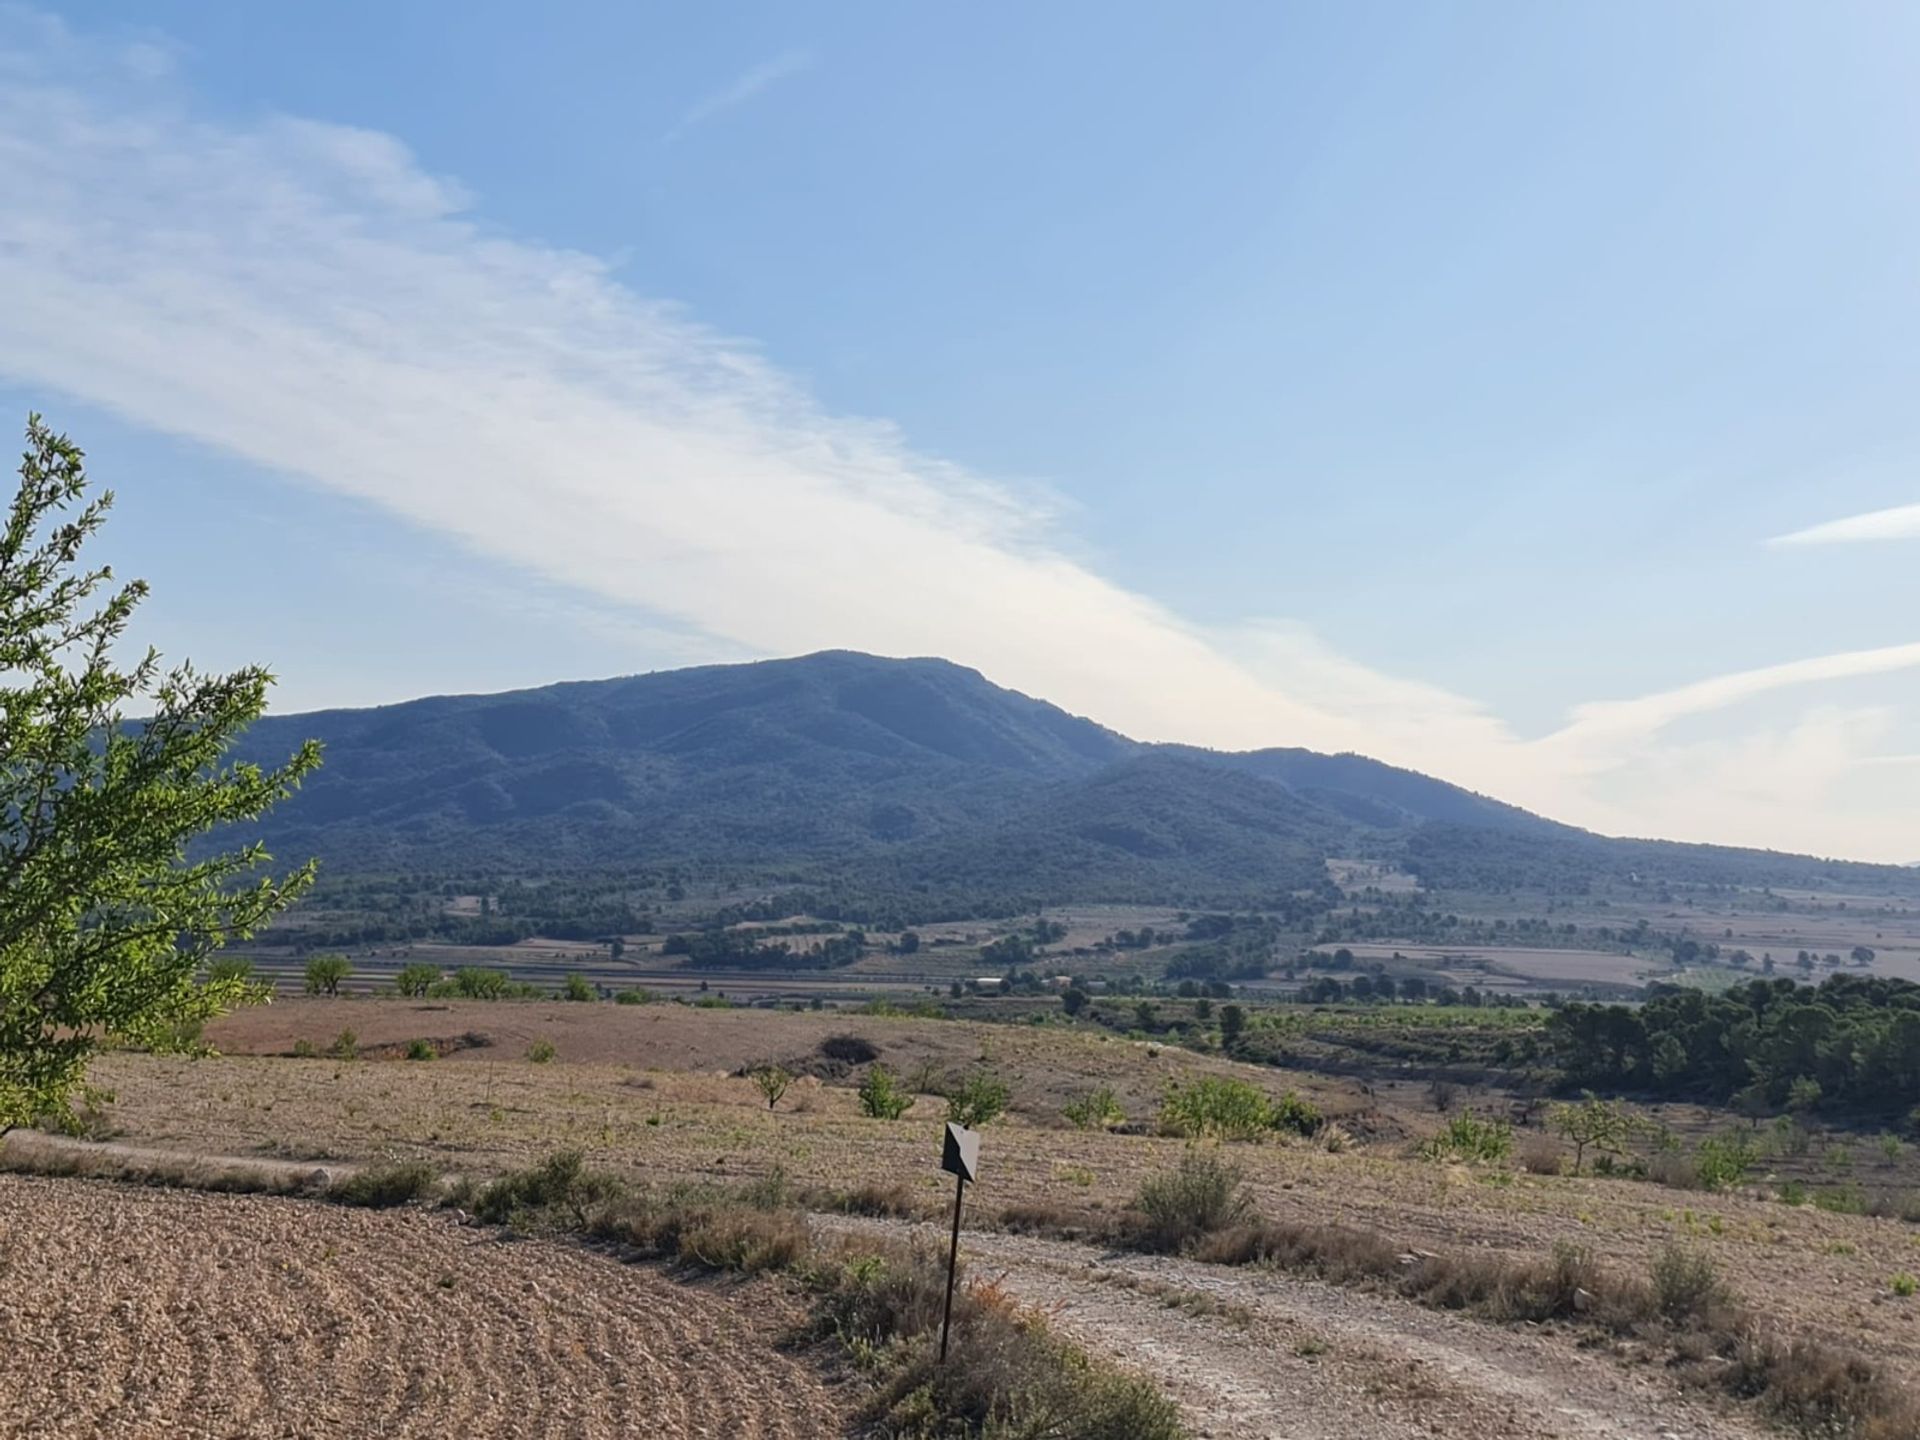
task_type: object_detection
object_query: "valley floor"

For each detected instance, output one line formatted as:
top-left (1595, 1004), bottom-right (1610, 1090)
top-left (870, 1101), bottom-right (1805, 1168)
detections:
top-left (18, 999), bottom-right (1920, 1437)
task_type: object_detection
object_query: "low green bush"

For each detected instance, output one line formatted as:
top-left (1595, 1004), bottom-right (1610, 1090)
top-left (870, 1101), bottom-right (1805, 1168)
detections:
top-left (946, 1071), bottom-right (1010, 1128)
top-left (1419, 1112), bottom-right (1513, 1164)
top-left (1157, 1076), bottom-right (1273, 1142)
top-left (1062, 1085), bottom-right (1126, 1131)
top-left (1271, 1089), bottom-right (1323, 1138)
top-left (858, 1064), bottom-right (914, 1120)
top-left (1695, 1132), bottom-right (1759, 1190)
top-left (474, 1150), bottom-right (626, 1230)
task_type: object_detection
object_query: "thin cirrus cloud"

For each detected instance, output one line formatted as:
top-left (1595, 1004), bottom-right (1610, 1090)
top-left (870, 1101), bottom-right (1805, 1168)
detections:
top-left (1770, 502), bottom-right (1920, 547)
top-left (1, 14), bottom-right (1918, 861)
top-left (661, 50), bottom-right (815, 145)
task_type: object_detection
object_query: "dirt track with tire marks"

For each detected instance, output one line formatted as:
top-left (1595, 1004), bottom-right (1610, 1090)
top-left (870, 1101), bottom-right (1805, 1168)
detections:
top-left (0, 1175), bottom-right (850, 1439)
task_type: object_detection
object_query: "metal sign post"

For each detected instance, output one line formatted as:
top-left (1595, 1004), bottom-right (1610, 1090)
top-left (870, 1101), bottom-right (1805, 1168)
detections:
top-left (938, 1121), bottom-right (980, 1364)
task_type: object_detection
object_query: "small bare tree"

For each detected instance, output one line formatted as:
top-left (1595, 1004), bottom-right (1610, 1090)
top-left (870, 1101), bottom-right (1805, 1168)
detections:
top-left (750, 1064), bottom-right (792, 1111)
top-left (1549, 1093), bottom-right (1634, 1174)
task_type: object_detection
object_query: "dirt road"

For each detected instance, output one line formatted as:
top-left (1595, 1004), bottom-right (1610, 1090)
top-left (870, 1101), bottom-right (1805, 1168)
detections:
top-left (818, 1216), bottom-right (1767, 1440)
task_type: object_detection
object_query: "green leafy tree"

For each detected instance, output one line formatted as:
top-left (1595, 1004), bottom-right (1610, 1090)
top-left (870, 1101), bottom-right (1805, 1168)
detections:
top-left (451, 966), bottom-right (509, 999)
top-left (0, 419), bottom-right (318, 1132)
top-left (205, 956), bottom-right (254, 985)
top-left (394, 962), bottom-right (440, 998)
top-left (560, 971), bottom-right (594, 1002)
top-left (304, 953), bottom-right (352, 997)
top-left (1061, 985), bottom-right (1090, 1016)
top-left (857, 1064), bottom-right (913, 1120)
top-left (945, 1070), bottom-right (1010, 1127)
top-left (1218, 1003), bottom-right (1247, 1050)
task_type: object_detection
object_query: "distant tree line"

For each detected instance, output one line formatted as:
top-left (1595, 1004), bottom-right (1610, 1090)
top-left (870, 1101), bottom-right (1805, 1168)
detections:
top-left (1548, 975), bottom-right (1920, 1117)
top-left (663, 928), bottom-right (867, 970)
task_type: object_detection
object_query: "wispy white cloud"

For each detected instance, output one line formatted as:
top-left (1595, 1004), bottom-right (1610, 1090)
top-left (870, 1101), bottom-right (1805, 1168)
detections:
top-left (662, 50), bottom-right (814, 145)
top-left (1770, 501), bottom-right (1920, 546)
top-left (0, 15), bottom-right (1916, 860)
top-left (1544, 641), bottom-right (1920, 765)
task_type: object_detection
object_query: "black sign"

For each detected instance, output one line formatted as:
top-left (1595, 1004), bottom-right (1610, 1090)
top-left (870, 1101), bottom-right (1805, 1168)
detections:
top-left (941, 1121), bottom-right (980, 1183)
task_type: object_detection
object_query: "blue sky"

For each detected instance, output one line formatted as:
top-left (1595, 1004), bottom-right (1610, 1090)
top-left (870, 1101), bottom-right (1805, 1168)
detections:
top-left (2, 3), bottom-right (1918, 859)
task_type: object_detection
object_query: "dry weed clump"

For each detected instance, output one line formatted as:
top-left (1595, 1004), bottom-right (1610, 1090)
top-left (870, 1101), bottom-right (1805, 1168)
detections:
top-left (1515, 1134), bottom-right (1564, 1175)
top-left (1723, 1331), bottom-right (1920, 1439)
top-left (1126, 1150), bottom-right (1251, 1252)
top-left (462, 1150), bottom-right (1191, 1438)
top-left (999, 1199), bottom-right (1105, 1239)
top-left (818, 1243), bottom-right (1183, 1440)
top-left (0, 1139), bottom-right (312, 1196)
top-left (813, 1178), bottom-right (924, 1219)
top-left (1191, 1218), bottom-right (1400, 1283)
top-left (326, 1158), bottom-right (441, 1209)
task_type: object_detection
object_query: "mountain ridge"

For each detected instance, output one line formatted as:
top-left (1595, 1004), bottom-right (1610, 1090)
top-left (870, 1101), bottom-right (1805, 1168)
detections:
top-left (227, 650), bottom-right (1920, 907)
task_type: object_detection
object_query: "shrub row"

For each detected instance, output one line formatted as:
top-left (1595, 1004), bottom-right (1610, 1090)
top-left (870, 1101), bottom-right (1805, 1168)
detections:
top-left (442, 1150), bottom-right (1184, 1439)
top-left (1079, 1151), bottom-right (1919, 1439)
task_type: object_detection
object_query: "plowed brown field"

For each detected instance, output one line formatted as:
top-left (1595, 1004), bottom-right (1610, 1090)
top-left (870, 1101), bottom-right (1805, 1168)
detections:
top-left (0, 1174), bottom-right (852, 1439)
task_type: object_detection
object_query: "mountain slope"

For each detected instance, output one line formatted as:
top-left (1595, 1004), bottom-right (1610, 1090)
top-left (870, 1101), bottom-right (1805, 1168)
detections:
top-left (233, 652), bottom-right (1136, 867)
top-left (228, 650), bottom-right (1920, 906)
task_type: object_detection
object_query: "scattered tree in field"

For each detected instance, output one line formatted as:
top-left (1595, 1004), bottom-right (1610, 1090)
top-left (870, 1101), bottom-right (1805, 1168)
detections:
top-left (1786, 1075), bottom-right (1823, 1114)
top-left (395, 963), bottom-right (440, 997)
top-left (560, 971), bottom-right (594, 1002)
top-left (205, 956), bottom-right (254, 985)
top-left (304, 954), bottom-right (352, 997)
top-left (751, 1064), bottom-right (792, 1110)
top-left (0, 419), bottom-right (318, 1131)
top-left (1062, 1085), bottom-right (1126, 1131)
top-left (451, 966), bottom-right (509, 999)
top-left (1549, 1093), bottom-right (1633, 1174)
top-left (857, 1064), bottom-right (913, 1120)
top-left (945, 1071), bottom-right (1010, 1128)
top-left (1061, 986), bottom-right (1090, 1017)
top-left (1218, 1003), bottom-right (1247, 1050)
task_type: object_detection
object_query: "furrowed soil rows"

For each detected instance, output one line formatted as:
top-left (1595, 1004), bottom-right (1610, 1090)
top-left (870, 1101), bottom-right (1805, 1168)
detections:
top-left (0, 1175), bottom-right (850, 1440)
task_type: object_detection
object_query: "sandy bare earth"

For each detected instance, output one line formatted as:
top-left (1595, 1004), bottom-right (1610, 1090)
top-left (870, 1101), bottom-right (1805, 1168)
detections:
top-left (821, 1217), bottom-right (1769, 1440)
top-left (0, 1175), bottom-right (851, 1440)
